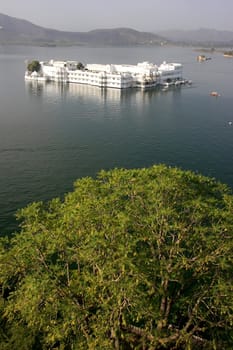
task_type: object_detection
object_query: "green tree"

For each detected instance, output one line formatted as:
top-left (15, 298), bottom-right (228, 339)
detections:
top-left (27, 60), bottom-right (41, 73)
top-left (76, 62), bottom-right (85, 70)
top-left (0, 165), bottom-right (233, 349)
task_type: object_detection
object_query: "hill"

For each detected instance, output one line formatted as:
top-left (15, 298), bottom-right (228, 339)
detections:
top-left (2, 13), bottom-right (233, 47)
top-left (0, 13), bottom-right (166, 46)
top-left (158, 28), bottom-right (233, 46)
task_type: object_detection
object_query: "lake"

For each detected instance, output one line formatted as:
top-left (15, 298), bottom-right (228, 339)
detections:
top-left (0, 45), bottom-right (233, 235)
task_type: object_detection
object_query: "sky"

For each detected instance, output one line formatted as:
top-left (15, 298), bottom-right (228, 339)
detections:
top-left (1, 0), bottom-right (233, 32)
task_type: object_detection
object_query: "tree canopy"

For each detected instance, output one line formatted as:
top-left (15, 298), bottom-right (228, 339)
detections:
top-left (76, 62), bottom-right (85, 70)
top-left (27, 60), bottom-right (41, 73)
top-left (0, 165), bottom-right (233, 349)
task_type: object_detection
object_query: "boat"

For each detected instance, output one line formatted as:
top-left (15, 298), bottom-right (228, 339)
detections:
top-left (197, 55), bottom-right (211, 62)
top-left (210, 91), bottom-right (220, 97)
top-left (162, 81), bottom-right (174, 88)
top-left (175, 80), bottom-right (182, 86)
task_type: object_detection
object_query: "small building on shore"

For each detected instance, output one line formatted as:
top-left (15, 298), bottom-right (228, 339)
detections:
top-left (196, 55), bottom-right (211, 62)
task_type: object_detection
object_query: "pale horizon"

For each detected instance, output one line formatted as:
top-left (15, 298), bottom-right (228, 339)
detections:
top-left (1, 0), bottom-right (233, 33)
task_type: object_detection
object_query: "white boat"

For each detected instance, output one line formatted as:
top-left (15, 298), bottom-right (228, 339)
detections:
top-left (210, 91), bottom-right (220, 97)
top-left (162, 81), bottom-right (173, 88)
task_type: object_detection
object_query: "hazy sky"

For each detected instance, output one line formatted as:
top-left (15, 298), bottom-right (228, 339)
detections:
top-left (1, 0), bottom-right (233, 32)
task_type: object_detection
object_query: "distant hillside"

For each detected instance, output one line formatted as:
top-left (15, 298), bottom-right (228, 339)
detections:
top-left (158, 28), bottom-right (233, 46)
top-left (0, 13), bottom-right (166, 46)
top-left (2, 13), bottom-right (232, 47)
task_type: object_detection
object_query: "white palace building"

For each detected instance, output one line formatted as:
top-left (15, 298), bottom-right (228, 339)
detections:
top-left (25, 59), bottom-right (185, 89)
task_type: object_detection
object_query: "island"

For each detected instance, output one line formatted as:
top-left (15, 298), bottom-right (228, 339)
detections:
top-left (25, 59), bottom-right (190, 89)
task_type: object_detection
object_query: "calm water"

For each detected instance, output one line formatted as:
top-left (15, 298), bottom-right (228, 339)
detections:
top-left (1, 45), bottom-right (233, 235)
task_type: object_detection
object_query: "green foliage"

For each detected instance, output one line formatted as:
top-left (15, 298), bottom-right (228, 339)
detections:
top-left (76, 62), bottom-right (84, 70)
top-left (27, 60), bottom-right (41, 73)
top-left (0, 165), bottom-right (233, 349)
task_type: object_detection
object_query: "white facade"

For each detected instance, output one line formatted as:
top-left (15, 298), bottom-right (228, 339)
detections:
top-left (158, 61), bottom-right (183, 84)
top-left (25, 59), bottom-right (183, 89)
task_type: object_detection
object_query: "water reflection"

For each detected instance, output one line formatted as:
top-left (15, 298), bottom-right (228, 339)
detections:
top-left (25, 80), bottom-right (182, 108)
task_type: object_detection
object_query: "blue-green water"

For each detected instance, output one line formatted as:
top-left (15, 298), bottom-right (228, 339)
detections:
top-left (1, 45), bottom-right (233, 235)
